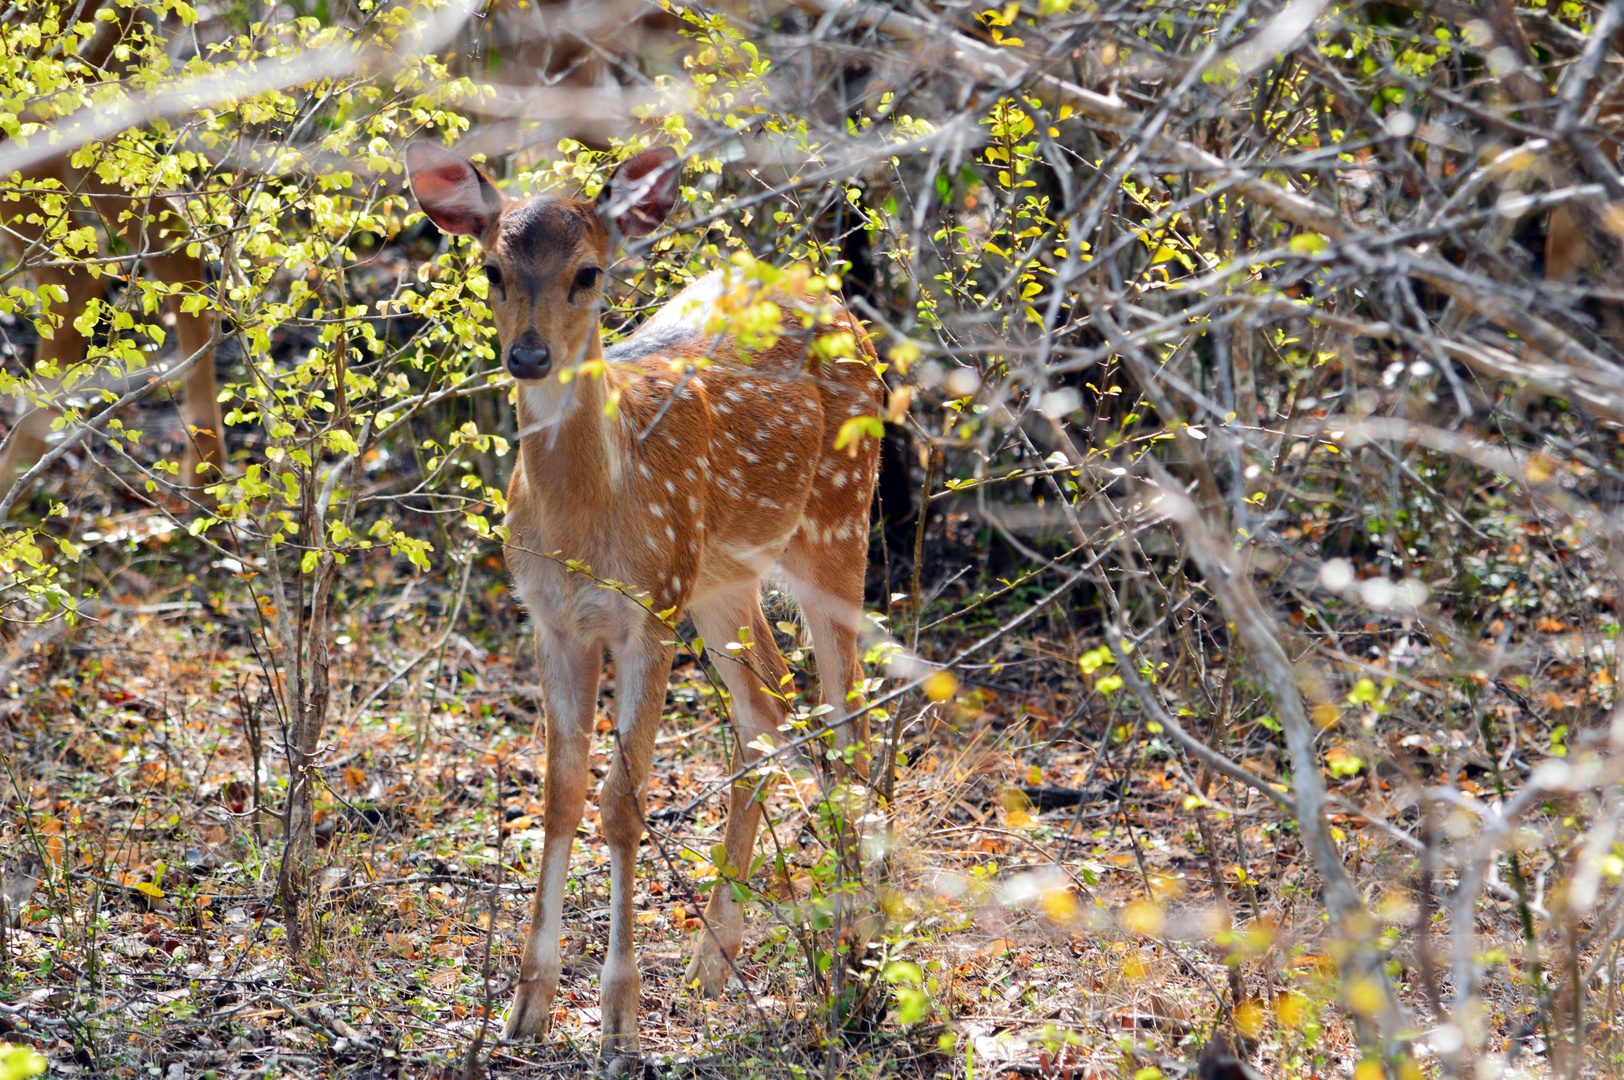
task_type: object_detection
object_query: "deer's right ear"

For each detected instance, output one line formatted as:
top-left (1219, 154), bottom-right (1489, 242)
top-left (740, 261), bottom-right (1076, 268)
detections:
top-left (405, 143), bottom-right (502, 238)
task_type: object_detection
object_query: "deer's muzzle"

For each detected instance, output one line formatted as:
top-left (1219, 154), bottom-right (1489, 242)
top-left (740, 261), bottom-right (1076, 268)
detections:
top-left (508, 332), bottom-right (553, 380)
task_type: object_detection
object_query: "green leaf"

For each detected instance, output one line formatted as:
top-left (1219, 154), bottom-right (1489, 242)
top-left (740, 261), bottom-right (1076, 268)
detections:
top-left (0, 1045), bottom-right (46, 1080)
top-left (833, 415), bottom-right (884, 452)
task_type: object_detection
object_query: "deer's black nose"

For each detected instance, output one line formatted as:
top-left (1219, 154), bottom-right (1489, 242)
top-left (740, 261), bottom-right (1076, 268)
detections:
top-left (508, 334), bottom-right (552, 380)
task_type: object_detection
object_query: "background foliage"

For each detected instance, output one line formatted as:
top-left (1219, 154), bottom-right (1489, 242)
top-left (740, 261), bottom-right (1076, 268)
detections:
top-left (0, 0), bottom-right (1623, 1076)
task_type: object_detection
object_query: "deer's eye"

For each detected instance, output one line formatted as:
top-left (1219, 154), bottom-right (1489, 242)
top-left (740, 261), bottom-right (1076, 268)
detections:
top-left (574, 267), bottom-right (600, 291)
top-left (484, 264), bottom-right (503, 289)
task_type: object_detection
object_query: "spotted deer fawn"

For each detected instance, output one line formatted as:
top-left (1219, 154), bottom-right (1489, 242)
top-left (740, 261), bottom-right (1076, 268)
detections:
top-left (404, 142), bottom-right (884, 1056)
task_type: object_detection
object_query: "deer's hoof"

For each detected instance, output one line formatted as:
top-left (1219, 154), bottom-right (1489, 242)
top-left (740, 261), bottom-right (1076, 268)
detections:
top-left (683, 940), bottom-right (732, 998)
top-left (502, 982), bottom-right (554, 1042)
top-left (599, 1028), bottom-right (641, 1062)
top-left (602, 1052), bottom-right (641, 1078)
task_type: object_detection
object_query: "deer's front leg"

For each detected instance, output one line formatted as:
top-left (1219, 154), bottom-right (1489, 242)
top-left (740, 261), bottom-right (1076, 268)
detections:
top-left (504, 630), bottom-right (599, 1042)
top-left (597, 631), bottom-right (673, 1060)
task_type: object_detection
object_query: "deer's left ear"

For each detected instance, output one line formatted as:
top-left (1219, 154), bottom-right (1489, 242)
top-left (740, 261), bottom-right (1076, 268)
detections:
top-left (598, 147), bottom-right (681, 242)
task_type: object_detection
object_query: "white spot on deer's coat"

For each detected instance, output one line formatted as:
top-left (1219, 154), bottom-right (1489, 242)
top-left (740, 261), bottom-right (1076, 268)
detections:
top-left (651, 504), bottom-right (665, 518)
top-left (665, 480), bottom-right (676, 494)
top-left (832, 472), bottom-right (848, 490)
top-left (639, 463), bottom-right (652, 479)
top-left (666, 525), bottom-right (676, 541)
top-left (646, 536), bottom-right (658, 551)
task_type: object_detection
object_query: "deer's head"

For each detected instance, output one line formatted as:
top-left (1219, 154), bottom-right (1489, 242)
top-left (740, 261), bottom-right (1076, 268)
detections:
top-left (405, 143), bottom-right (680, 381)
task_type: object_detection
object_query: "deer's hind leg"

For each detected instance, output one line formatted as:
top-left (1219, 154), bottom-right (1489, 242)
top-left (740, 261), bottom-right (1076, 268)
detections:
top-left (783, 358), bottom-right (882, 777)
top-left (682, 585), bottom-right (794, 997)
top-left (781, 510), bottom-right (876, 780)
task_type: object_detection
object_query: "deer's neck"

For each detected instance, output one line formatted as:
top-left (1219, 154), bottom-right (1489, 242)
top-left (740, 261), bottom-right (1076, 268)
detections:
top-left (513, 326), bottom-right (627, 509)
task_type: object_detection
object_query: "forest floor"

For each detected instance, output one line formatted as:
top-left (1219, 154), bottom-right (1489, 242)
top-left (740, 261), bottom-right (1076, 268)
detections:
top-left (0, 488), bottom-right (1569, 1079)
